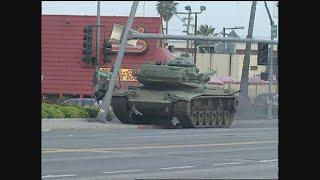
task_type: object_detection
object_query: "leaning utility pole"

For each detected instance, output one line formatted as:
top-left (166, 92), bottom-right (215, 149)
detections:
top-left (264, 1), bottom-right (276, 120)
top-left (239, 1), bottom-right (257, 108)
top-left (97, 1), bottom-right (139, 122)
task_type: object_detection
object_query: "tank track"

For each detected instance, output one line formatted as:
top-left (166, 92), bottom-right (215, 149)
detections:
top-left (173, 96), bottom-right (237, 128)
top-left (111, 96), bottom-right (130, 124)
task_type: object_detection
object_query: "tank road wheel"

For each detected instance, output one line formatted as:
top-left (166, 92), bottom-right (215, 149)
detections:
top-left (216, 110), bottom-right (223, 126)
top-left (191, 111), bottom-right (198, 127)
top-left (198, 111), bottom-right (204, 127)
top-left (223, 111), bottom-right (231, 127)
top-left (211, 111), bottom-right (217, 127)
top-left (204, 111), bottom-right (211, 127)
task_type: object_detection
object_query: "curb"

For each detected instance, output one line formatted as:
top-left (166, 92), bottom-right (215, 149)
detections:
top-left (42, 118), bottom-right (98, 122)
top-left (41, 118), bottom-right (277, 131)
top-left (137, 125), bottom-right (162, 129)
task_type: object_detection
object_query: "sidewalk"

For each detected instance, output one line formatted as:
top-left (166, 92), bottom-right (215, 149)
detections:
top-left (41, 118), bottom-right (138, 131)
top-left (42, 118), bottom-right (278, 132)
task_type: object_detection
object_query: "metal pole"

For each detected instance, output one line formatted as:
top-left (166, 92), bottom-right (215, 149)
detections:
top-left (94, 1), bottom-right (101, 93)
top-left (98, 1), bottom-right (139, 122)
top-left (194, 13), bottom-right (197, 64)
top-left (186, 11), bottom-right (191, 54)
top-left (229, 54), bottom-right (232, 76)
top-left (129, 32), bottom-right (278, 44)
top-left (92, 0), bottom-right (101, 107)
top-left (264, 1), bottom-right (275, 120)
top-left (223, 27), bottom-right (227, 53)
top-left (143, 1), bottom-right (145, 17)
top-left (268, 43), bottom-right (274, 120)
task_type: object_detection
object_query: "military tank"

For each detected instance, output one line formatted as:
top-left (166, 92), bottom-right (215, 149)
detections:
top-left (111, 57), bottom-right (239, 128)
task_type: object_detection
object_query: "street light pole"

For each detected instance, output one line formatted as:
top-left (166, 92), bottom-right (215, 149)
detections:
top-left (194, 13), bottom-right (197, 64)
top-left (94, 0), bottom-right (101, 93)
top-left (176, 6), bottom-right (205, 59)
top-left (186, 11), bottom-right (191, 53)
top-left (222, 26), bottom-right (244, 50)
top-left (264, 1), bottom-right (276, 120)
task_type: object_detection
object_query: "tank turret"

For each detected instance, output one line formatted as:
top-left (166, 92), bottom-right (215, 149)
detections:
top-left (136, 57), bottom-right (216, 86)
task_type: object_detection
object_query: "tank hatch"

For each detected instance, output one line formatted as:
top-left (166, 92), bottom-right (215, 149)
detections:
top-left (167, 57), bottom-right (195, 67)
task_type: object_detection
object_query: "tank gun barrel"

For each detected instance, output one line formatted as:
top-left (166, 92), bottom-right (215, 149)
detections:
top-left (201, 70), bottom-right (216, 77)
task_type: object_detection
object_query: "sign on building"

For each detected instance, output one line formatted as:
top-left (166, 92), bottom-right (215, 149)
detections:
top-left (109, 24), bottom-right (148, 54)
top-left (100, 67), bottom-right (137, 81)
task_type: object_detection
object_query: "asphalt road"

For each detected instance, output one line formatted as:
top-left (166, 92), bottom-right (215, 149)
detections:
top-left (42, 119), bottom-right (278, 179)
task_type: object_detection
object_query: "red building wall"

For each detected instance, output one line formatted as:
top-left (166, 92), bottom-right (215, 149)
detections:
top-left (41, 15), bottom-right (173, 96)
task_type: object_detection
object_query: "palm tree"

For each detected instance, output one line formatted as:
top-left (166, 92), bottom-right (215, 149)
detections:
top-left (197, 24), bottom-right (218, 46)
top-left (197, 24), bottom-right (215, 36)
top-left (156, 1), bottom-right (179, 34)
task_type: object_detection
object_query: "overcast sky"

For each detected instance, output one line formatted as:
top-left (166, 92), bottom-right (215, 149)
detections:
top-left (42, 1), bottom-right (278, 39)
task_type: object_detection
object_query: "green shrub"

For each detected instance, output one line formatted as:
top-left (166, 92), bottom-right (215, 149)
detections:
top-left (60, 105), bottom-right (81, 118)
top-left (42, 103), bottom-right (98, 119)
top-left (85, 107), bottom-right (99, 118)
top-left (41, 107), bottom-right (49, 118)
top-left (44, 104), bottom-right (64, 118)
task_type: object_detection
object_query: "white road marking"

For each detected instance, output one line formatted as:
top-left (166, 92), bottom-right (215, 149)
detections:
top-left (43, 140), bottom-right (278, 153)
top-left (42, 174), bottom-right (77, 178)
top-left (42, 129), bottom-right (52, 132)
top-left (126, 131), bottom-right (277, 139)
top-left (212, 162), bottom-right (245, 166)
top-left (159, 128), bottom-right (277, 134)
top-left (212, 159), bottom-right (278, 166)
top-left (102, 169), bottom-right (144, 174)
top-left (160, 165), bottom-right (196, 170)
top-left (43, 146), bottom-right (276, 162)
top-left (259, 159), bottom-right (278, 163)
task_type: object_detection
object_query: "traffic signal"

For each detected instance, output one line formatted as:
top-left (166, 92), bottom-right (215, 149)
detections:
top-left (257, 43), bottom-right (269, 65)
top-left (103, 40), bottom-right (112, 63)
top-left (82, 25), bottom-right (93, 64)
